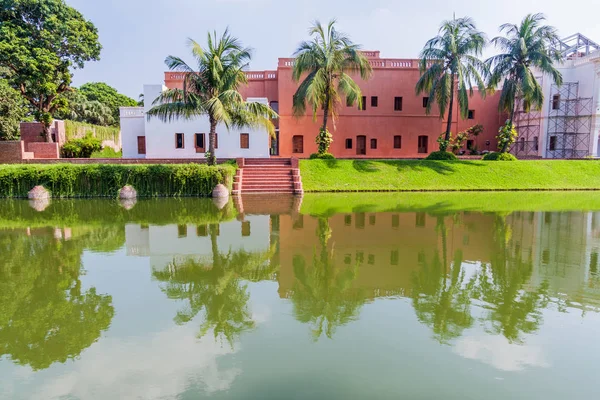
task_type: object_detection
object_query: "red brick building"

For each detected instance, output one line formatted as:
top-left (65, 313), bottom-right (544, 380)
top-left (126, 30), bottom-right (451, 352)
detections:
top-left (165, 51), bottom-right (505, 158)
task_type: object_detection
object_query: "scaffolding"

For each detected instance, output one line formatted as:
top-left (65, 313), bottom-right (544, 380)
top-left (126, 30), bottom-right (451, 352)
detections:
top-left (546, 82), bottom-right (594, 159)
top-left (513, 96), bottom-right (543, 158)
top-left (554, 33), bottom-right (600, 59)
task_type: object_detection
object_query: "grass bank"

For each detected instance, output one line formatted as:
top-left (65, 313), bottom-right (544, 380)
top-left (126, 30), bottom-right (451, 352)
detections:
top-left (300, 159), bottom-right (600, 192)
top-left (300, 191), bottom-right (600, 216)
top-left (0, 163), bottom-right (235, 198)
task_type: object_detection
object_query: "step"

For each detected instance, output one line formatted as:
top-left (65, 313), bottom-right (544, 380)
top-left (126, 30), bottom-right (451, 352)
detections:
top-left (242, 183), bottom-right (294, 188)
top-left (242, 189), bottom-right (296, 193)
top-left (243, 166), bottom-right (293, 171)
top-left (241, 178), bottom-right (293, 183)
top-left (242, 171), bottom-right (292, 176)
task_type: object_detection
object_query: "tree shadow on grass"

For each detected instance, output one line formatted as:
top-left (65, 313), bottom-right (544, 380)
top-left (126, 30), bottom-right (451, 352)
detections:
top-left (352, 160), bottom-right (380, 173)
top-left (380, 159), bottom-right (484, 176)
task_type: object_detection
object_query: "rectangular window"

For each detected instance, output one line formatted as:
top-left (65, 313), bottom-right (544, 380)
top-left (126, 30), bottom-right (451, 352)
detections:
top-left (359, 96), bottom-right (367, 111)
top-left (177, 224), bottom-right (187, 238)
top-left (214, 133), bottom-right (218, 149)
top-left (552, 94), bottom-right (560, 110)
top-left (418, 135), bottom-right (428, 154)
top-left (468, 110), bottom-right (475, 119)
top-left (392, 215), bottom-right (399, 228)
top-left (393, 135), bottom-right (402, 149)
top-left (240, 133), bottom-right (249, 149)
top-left (391, 250), bottom-right (399, 266)
top-left (549, 136), bottom-right (557, 151)
top-left (195, 133), bottom-right (205, 151)
top-left (369, 215), bottom-right (376, 225)
top-left (370, 138), bottom-right (377, 149)
top-left (416, 212), bottom-right (426, 228)
top-left (533, 136), bottom-right (539, 151)
top-left (292, 135), bottom-right (304, 153)
top-left (467, 140), bottom-right (474, 150)
top-left (394, 97), bottom-right (403, 111)
top-left (175, 133), bottom-right (184, 149)
top-left (356, 213), bottom-right (365, 229)
top-left (371, 96), bottom-right (378, 107)
top-left (345, 138), bottom-right (353, 149)
top-left (137, 136), bottom-right (146, 154)
top-left (196, 225), bottom-right (207, 237)
top-left (344, 215), bottom-right (352, 226)
top-left (423, 97), bottom-right (429, 108)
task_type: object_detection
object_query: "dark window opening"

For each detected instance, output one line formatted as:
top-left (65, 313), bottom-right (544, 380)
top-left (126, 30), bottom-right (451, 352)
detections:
top-left (177, 224), bottom-right (187, 238)
top-left (292, 135), bottom-right (304, 153)
top-left (269, 101), bottom-right (279, 113)
top-left (394, 97), bottom-right (403, 111)
top-left (371, 96), bottom-right (378, 107)
top-left (196, 225), bottom-right (207, 236)
top-left (552, 94), bottom-right (560, 110)
top-left (344, 215), bottom-right (351, 226)
top-left (356, 213), bottom-right (365, 229)
top-left (370, 138), bottom-right (377, 149)
top-left (137, 136), bottom-right (146, 154)
top-left (422, 97), bottom-right (429, 108)
top-left (533, 136), bottom-right (539, 151)
top-left (195, 133), bottom-right (205, 150)
top-left (418, 135), bottom-right (428, 154)
top-left (416, 212), bottom-right (426, 228)
top-left (359, 96), bottom-right (367, 111)
top-left (176, 133), bottom-right (184, 149)
top-left (468, 110), bottom-right (475, 119)
top-left (369, 215), bottom-right (376, 225)
top-left (345, 138), bottom-right (353, 149)
top-left (549, 136), bottom-right (557, 151)
top-left (242, 221), bottom-right (251, 237)
top-left (394, 135), bottom-right (402, 149)
top-left (519, 137), bottom-right (525, 151)
top-left (467, 140), bottom-right (474, 150)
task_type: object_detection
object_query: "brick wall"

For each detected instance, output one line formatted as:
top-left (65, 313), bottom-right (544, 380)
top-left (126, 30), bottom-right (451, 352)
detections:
top-left (0, 141), bottom-right (26, 162)
top-left (27, 142), bottom-right (59, 159)
top-left (20, 121), bottom-right (66, 145)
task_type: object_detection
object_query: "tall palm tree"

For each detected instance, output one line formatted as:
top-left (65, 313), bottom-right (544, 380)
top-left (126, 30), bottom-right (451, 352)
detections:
top-left (147, 30), bottom-right (278, 165)
top-left (486, 13), bottom-right (563, 152)
top-left (292, 20), bottom-right (372, 154)
top-left (416, 17), bottom-right (487, 152)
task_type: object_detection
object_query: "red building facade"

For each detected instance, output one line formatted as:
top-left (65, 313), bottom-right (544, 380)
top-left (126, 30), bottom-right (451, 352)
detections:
top-left (164, 51), bottom-right (505, 158)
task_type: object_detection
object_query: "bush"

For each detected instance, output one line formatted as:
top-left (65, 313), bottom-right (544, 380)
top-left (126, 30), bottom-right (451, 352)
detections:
top-left (61, 134), bottom-right (103, 158)
top-left (0, 163), bottom-right (235, 198)
top-left (482, 152), bottom-right (518, 161)
top-left (425, 151), bottom-right (458, 161)
top-left (309, 152), bottom-right (335, 160)
top-left (90, 148), bottom-right (122, 158)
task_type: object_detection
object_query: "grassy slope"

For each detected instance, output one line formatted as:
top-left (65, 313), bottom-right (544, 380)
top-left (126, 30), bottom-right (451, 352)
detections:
top-left (300, 191), bottom-right (600, 216)
top-left (300, 160), bottom-right (600, 192)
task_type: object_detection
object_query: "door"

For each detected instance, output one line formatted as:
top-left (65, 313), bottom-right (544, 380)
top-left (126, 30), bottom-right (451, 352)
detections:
top-left (418, 135), bottom-right (428, 154)
top-left (356, 135), bottom-right (366, 155)
top-left (270, 130), bottom-right (280, 156)
top-left (137, 136), bottom-right (146, 155)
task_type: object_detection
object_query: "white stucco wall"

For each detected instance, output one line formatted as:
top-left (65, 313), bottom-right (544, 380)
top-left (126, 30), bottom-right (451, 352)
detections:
top-left (142, 84), bottom-right (271, 159)
top-left (119, 108), bottom-right (146, 159)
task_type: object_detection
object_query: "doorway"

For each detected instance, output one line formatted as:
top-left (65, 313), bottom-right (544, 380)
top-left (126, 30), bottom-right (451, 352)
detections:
top-left (418, 135), bottom-right (428, 154)
top-left (357, 135), bottom-right (366, 155)
top-left (270, 130), bottom-right (280, 156)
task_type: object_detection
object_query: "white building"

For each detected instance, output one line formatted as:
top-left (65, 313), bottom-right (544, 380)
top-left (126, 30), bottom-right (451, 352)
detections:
top-left (120, 84), bottom-right (271, 159)
top-left (513, 34), bottom-right (600, 158)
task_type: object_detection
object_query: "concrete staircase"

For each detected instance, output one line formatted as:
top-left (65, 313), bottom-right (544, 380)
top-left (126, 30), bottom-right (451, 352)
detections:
top-left (233, 158), bottom-right (303, 195)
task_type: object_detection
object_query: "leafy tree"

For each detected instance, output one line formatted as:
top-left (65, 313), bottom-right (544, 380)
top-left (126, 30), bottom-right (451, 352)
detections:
top-left (54, 89), bottom-right (115, 126)
top-left (79, 82), bottom-right (137, 124)
top-left (147, 30), bottom-right (278, 165)
top-left (416, 17), bottom-right (487, 152)
top-left (292, 20), bottom-right (372, 155)
top-left (0, 0), bottom-right (101, 142)
top-left (0, 79), bottom-right (28, 140)
top-left (486, 13), bottom-right (563, 152)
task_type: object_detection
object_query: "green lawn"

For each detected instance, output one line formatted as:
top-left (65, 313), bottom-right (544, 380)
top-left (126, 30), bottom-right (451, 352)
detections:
top-left (300, 159), bottom-right (600, 192)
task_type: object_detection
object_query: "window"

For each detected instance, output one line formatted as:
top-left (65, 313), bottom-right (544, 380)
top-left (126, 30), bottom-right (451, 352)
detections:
top-left (371, 96), bottom-right (378, 107)
top-left (137, 136), bottom-right (146, 154)
top-left (552, 94), bottom-right (560, 110)
top-left (345, 138), bottom-right (353, 149)
top-left (392, 215), bottom-right (399, 228)
top-left (369, 215), bottom-right (376, 225)
top-left (344, 215), bottom-right (352, 226)
top-left (356, 135), bottom-right (366, 155)
top-left (356, 251), bottom-right (364, 263)
top-left (177, 224), bottom-right (187, 238)
top-left (240, 133), bottom-right (249, 149)
top-left (533, 136), bottom-right (539, 151)
top-left (356, 213), bottom-right (365, 229)
top-left (519, 137), bottom-right (525, 151)
top-left (467, 140), bottom-right (474, 150)
top-left (242, 221), bottom-right (251, 237)
top-left (370, 138), bottom-right (377, 149)
top-left (394, 135), bottom-right (402, 149)
top-left (391, 250), bottom-right (399, 266)
top-left (269, 101), bottom-right (279, 114)
top-left (417, 135), bottom-right (428, 154)
top-left (549, 136), bottom-right (557, 151)
top-left (422, 97), bottom-right (429, 108)
top-left (195, 133), bottom-right (205, 151)
top-left (175, 133), bottom-right (184, 149)
top-left (292, 135), bottom-right (304, 153)
top-left (394, 97), bottom-right (403, 111)
top-left (468, 110), bottom-right (475, 119)
top-left (359, 96), bottom-right (366, 111)
top-left (196, 225), bottom-right (207, 237)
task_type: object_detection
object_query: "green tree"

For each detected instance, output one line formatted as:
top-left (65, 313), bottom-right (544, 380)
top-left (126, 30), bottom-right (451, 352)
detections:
top-left (292, 20), bottom-right (372, 155)
top-left (416, 17), bottom-right (487, 152)
top-left (54, 89), bottom-right (115, 126)
top-left (147, 30), bottom-right (278, 165)
top-left (0, 79), bottom-right (28, 140)
top-left (0, 0), bottom-right (101, 142)
top-left (486, 13), bottom-right (563, 152)
top-left (79, 82), bottom-right (137, 125)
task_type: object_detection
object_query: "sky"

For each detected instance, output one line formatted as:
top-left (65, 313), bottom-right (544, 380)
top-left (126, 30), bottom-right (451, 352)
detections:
top-left (67, 0), bottom-right (600, 99)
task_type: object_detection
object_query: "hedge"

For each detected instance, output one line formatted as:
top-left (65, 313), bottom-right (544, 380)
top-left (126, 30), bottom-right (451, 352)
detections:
top-left (0, 163), bottom-right (235, 198)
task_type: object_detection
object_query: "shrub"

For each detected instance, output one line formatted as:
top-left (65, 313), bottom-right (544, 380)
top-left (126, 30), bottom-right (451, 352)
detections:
top-left (0, 163), bottom-right (236, 198)
top-left (482, 152), bottom-right (518, 161)
top-left (316, 128), bottom-right (333, 154)
top-left (90, 148), bottom-right (122, 158)
top-left (425, 151), bottom-right (458, 161)
top-left (309, 152), bottom-right (335, 160)
top-left (61, 134), bottom-right (103, 158)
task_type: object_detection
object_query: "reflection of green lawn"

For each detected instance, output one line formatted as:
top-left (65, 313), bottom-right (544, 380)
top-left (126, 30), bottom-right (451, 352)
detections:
top-left (300, 159), bottom-right (600, 192)
top-left (300, 191), bottom-right (600, 216)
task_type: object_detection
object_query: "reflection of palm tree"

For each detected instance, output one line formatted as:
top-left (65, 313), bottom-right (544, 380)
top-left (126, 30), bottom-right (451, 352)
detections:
top-left (153, 224), bottom-right (278, 347)
top-left (290, 217), bottom-right (366, 340)
top-left (470, 215), bottom-right (549, 343)
top-left (411, 213), bottom-right (474, 343)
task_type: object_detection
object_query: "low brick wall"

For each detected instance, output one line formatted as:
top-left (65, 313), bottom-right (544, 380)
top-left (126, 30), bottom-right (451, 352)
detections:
top-left (27, 142), bottom-right (59, 159)
top-left (0, 141), bottom-right (26, 162)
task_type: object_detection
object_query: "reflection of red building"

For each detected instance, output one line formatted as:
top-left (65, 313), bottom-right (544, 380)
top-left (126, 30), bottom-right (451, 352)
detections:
top-left (165, 51), bottom-right (504, 158)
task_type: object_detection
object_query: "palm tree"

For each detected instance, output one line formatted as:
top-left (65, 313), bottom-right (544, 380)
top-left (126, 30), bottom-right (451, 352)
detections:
top-left (292, 20), bottom-right (372, 155)
top-left (416, 17), bottom-right (487, 152)
top-left (486, 13), bottom-right (563, 152)
top-left (147, 30), bottom-right (278, 165)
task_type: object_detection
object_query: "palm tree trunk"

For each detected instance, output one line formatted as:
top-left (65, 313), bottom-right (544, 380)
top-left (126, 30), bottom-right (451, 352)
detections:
top-left (443, 77), bottom-right (455, 152)
top-left (208, 117), bottom-right (217, 166)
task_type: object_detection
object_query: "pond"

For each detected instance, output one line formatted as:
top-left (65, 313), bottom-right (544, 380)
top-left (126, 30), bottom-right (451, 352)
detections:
top-left (1, 193), bottom-right (600, 400)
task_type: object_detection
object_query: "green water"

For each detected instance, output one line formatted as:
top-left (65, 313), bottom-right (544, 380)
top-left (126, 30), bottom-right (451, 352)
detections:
top-left (1, 193), bottom-right (600, 400)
